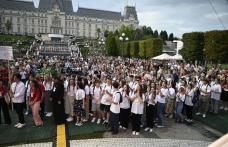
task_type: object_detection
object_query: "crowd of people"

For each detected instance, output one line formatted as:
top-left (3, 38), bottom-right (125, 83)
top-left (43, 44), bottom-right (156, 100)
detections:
top-left (0, 55), bottom-right (228, 135)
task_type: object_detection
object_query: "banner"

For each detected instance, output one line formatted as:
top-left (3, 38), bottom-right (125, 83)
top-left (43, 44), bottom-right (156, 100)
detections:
top-left (0, 46), bottom-right (13, 60)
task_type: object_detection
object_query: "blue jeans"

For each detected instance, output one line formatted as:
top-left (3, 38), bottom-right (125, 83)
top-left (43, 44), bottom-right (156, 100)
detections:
top-left (157, 102), bottom-right (165, 126)
top-left (176, 102), bottom-right (184, 122)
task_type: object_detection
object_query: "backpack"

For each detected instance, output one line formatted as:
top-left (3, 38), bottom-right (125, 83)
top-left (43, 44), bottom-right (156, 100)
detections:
top-left (116, 91), bottom-right (123, 103)
top-left (192, 89), bottom-right (199, 104)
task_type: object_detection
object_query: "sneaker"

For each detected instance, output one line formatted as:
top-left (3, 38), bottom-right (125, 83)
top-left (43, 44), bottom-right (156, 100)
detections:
top-left (119, 125), bottom-right (123, 129)
top-left (77, 123), bottom-right (82, 126)
top-left (25, 111), bottom-right (29, 115)
top-left (149, 128), bottom-right (153, 133)
top-left (220, 106), bottom-right (224, 110)
top-left (135, 132), bottom-right (140, 135)
top-left (144, 127), bottom-right (150, 132)
top-left (224, 107), bottom-right (228, 111)
top-left (83, 119), bottom-right (88, 122)
top-left (75, 123), bottom-right (79, 126)
top-left (132, 131), bottom-right (136, 135)
top-left (17, 123), bottom-right (26, 129)
top-left (91, 117), bottom-right (96, 123)
top-left (157, 125), bottom-right (164, 128)
top-left (202, 114), bottom-right (206, 118)
top-left (14, 123), bottom-right (21, 128)
top-left (195, 112), bottom-right (201, 115)
top-left (102, 120), bottom-right (108, 125)
top-left (97, 119), bottom-right (101, 124)
top-left (122, 127), bottom-right (127, 130)
top-left (66, 117), bottom-right (73, 122)
top-left (46, 112), bottom-right (53, 117)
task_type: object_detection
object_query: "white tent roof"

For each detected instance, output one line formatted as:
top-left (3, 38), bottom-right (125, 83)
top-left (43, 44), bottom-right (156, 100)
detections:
top-left (171, 54), bottom-right (183, 60)
top-left (152, 53), bottom-right (172, 60)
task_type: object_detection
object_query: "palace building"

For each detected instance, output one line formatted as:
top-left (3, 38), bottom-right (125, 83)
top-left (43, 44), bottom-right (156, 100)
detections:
top-left (0, 0), bottom-right (139, 38)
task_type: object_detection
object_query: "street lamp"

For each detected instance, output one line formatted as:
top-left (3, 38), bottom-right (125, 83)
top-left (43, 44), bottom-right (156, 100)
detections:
top-left (119, 33), bottom-right (129, 57)
top-left (98, 38), bottom-right (105, 56)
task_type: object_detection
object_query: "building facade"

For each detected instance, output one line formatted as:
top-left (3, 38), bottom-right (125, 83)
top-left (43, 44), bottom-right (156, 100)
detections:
top-left (0, 0), bottom-right (139, 38)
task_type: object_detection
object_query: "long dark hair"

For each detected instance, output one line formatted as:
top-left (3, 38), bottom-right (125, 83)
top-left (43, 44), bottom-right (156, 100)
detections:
top-left (32, 80), bottom-right (40, 91)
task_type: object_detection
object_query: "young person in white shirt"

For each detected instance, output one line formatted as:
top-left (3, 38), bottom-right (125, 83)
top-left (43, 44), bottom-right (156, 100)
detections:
top-left (144, 82), bottom-right (156, 133)
top-left (107, 81), bottom-right (121, 135)
top-left (175, 86), bottom-right (186, 123)
top-left (74, 81), bottom-right (85, 126)
top-left (119, 83), bottom-right (130, 130)
top-left (130, 85), bottom-right (144, 135)
top-left (100, 78), bottom-right (113, 124)
top-left (210, 78), bottom-right (222, 114)
top-left (91, 80), bottom-right (102, 124)
top-left (82, 78), bottom-right (90, 121)
top-left (156, 81), bottom-right (168, 128)
top-left (196, 78), bottom-right (211, 118)
top-left (165, 82), bottom-right (176, 118)
top-left (184, 83), bottom-right (194, 123)
top-left (65, 78), bottom-right (76, 122)
top-left (11, 74), bottom-right (26, 129)
top-left (43, 75), bottom-right (53, 117)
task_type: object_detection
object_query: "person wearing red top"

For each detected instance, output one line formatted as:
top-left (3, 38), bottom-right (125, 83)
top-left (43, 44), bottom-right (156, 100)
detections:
top-left (29, 80), bottom-right (43, 126)
top-left (0, 80), bottom-right (11, 125)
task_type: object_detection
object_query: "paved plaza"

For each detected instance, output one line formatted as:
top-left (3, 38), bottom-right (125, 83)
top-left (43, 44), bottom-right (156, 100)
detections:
top-left (8, 118), bottom-right (220, 147)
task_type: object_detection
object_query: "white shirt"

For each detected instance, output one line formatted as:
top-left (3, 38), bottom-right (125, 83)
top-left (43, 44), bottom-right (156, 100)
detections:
top-left (131, 93), bottom-right (144, 114)
top-left (75, 89), bottom-right (85, 100)
top-left (176, 93), bottom-right (185, 102)
top-left (200, 84), bottom-right (211, 96)
top-left (92, 86), bottom-right (102, 104)
top-left (156, 88), bottom-right (168, 103)
top-left (84, 85), bottom-right (90, 95)
top-left (168, 87), bottom-right (175, 99)
top-left (66, 85), bottom-right (76, 97)
top-left (101, 85), bottom-right (113, 105)
top-left (146, 92), bottom-right (156, 106)
top-left (185, 89), bottom-right (194, 106)
top-left (110, 91), bottom-right (121, 114)
top-left (211, 84), bottom-right (222, 100)
top-left (43, 81), bottom-right (53, 91)
top-left (11, 81), bottom-right (25, 103)
top-left (120, 91), bottom-right (130, 109)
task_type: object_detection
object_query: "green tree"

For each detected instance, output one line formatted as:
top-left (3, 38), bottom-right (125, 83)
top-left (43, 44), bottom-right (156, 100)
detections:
top-left (154, 30), bottom-right (159, 38)
top-left (168, 33), bottom-right (174, 41)
top-left (5, 20), bottom-right (12, 34)
top-left (133, 41), bottom-right (139, 57)
top-left (104, 30), bottom-right (109, 38)
top-left (96, 28), bottom-right (101, 38)
top-left (181, 32), bottom-right (204, 62)
top-left (204, 30), bottom-right (228, 63)
top-left (106, 32), bottom-right (118, 56)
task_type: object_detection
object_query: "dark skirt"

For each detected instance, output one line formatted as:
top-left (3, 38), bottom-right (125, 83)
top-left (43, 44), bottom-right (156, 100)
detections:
top-left (221, 89), bottom-right (228, 102)
top-left (74, 100), bottom-right (85, 117)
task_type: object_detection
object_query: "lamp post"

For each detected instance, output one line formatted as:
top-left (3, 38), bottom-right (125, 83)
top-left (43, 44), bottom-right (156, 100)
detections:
top-left (119, 33), bottom-right (129, 57)
top-left (98, 38), bottom-right (105, 56)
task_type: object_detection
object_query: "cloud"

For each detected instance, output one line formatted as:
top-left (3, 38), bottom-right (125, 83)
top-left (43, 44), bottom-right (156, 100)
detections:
top-left (205, 12), bottom-right (228, 19)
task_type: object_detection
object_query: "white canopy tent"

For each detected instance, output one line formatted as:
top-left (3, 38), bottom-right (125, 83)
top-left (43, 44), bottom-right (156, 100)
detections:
top-left (170, 54), bottom-right (183, 60)
top-left (152, 53), bottom-right (172, 60)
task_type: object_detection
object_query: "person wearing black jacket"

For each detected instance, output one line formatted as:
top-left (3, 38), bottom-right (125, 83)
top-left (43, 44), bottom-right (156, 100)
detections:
top-left (51, 76), bottom-right (65, 125)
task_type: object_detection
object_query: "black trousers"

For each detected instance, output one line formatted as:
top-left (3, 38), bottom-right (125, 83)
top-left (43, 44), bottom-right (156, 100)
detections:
top-left (185, 104), bottom-right (193, 120)
top-left (13, 103), bottom-right (25, 124)
top-left (0, 98), bottom-right (11, 124)
top-left (120, 108), bottom-right (130, 128)
top-left (109, 112), bottom-right (119, 133)
top-left (40, 101), bottom-right (45, 120)
top-left (53, 100), bottom-right (65, 125)
top-left (131, 113), bottom-right (142, 132)
top-left (146, 104), bottom-right (155, 128)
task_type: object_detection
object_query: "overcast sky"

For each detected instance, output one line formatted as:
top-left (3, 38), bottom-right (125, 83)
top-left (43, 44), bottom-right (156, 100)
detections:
top-left (29, 0), bottom-right (228, 37)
